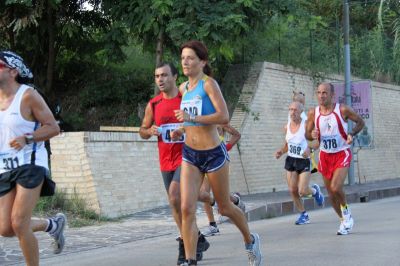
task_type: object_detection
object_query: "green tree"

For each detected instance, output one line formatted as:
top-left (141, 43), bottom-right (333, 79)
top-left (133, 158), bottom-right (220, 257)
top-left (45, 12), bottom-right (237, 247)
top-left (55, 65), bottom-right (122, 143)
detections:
top-left (0, 0), bottom-right (118, 95)
top-left (102, 0), bottom-right (269, 92)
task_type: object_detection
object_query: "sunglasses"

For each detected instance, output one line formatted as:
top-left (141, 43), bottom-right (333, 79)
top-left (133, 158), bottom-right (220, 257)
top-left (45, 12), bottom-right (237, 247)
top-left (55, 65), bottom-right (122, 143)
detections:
top-left (0, 62), bottom-right (11, 70)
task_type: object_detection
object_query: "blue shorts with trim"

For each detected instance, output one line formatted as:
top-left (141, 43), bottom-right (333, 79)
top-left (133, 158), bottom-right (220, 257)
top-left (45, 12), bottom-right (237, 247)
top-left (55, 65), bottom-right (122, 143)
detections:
top-left (182, 143), bottom-right (230, 173)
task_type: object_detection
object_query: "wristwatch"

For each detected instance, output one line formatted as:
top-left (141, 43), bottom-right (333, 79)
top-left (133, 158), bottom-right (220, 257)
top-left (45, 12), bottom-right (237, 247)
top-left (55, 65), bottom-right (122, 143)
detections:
top-left (24, 133), bottom-right (35, 144)
top-left (189, 114), bottom-right (196, 123)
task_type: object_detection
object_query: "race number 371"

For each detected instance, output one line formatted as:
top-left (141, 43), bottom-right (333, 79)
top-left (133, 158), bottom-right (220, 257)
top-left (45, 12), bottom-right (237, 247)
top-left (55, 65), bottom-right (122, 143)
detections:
top-left (0, 151), bottom-right (24, 171)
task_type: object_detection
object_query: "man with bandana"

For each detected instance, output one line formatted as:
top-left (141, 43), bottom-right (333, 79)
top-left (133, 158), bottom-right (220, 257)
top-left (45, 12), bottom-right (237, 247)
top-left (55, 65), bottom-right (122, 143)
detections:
top-left (0, 50), bottom-right (66, 266)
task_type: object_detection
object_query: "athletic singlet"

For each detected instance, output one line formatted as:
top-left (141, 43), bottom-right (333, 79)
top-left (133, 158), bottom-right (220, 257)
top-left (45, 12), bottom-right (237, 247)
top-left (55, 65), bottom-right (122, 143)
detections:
top-left (286, 118), bottom-right (309, 159)
top-left (181, 75), bottom-right (216, 126)
top-left (0, 84), bottom-right (48, 173)
top-left (315, 103), bottom-right (350, 153)
top-left (150, 92), bottom-right (183, 171)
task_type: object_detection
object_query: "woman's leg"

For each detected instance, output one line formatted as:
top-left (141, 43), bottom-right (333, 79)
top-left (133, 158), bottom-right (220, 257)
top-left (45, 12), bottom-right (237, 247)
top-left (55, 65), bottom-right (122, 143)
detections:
top-left (200, 177), bottom-right (216, 223)
top-left (207, 162), bottom-right (252, 244)
top-left (180, 161), bottom-right (204, 260)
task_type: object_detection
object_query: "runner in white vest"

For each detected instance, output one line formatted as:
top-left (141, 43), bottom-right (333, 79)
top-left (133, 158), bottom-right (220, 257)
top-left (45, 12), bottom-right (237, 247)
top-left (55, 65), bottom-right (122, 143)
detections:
top-left (305, 82), bottom-right (365, 235)
top-left (0, 51), bottom-right (66, 266)
top-left (275, 101), bottom-right (323, 225)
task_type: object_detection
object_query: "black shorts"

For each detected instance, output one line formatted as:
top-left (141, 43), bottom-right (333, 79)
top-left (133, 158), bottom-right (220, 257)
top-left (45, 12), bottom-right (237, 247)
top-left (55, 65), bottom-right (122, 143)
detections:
top-left (284, 156), bottom-right (311, 174)
top-left (0, 165), bottom-right (54, 197)
top-left (161, 166), bottom-right (181, 192)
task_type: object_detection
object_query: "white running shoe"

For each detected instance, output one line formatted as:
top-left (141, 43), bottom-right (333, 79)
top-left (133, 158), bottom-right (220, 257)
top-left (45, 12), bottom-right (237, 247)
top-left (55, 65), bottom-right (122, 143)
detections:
top-left (202, 225), bottom-right (220, 236)
top-left (337, 220), bottom-right (349, 235)
top-left (342, 207), bottom-right (354, 232)
top-left (49, 213), bottom-right (67, 254)
top-left (246, 233), bottom-right (262, 266)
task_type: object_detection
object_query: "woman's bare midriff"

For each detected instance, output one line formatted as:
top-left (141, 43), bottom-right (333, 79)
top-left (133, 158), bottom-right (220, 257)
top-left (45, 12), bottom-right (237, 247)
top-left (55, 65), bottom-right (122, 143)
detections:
top-left (184, 124), bottom-right (221, 150)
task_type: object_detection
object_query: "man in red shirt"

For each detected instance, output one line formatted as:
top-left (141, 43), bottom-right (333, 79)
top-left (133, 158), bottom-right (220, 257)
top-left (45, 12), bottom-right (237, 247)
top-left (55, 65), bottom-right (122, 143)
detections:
top-left (139, 62), bottom-right (209, 265)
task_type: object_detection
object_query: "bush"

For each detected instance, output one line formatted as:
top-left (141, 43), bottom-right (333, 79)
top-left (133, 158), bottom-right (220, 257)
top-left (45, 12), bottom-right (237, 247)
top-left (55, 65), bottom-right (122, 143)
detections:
top-left (34, 189), bottom-right (113, 228)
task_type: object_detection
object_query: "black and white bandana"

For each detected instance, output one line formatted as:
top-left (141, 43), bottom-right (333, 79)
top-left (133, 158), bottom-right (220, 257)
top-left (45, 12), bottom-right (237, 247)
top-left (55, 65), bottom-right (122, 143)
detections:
top-left (0, 50), bottom-right (33, 79)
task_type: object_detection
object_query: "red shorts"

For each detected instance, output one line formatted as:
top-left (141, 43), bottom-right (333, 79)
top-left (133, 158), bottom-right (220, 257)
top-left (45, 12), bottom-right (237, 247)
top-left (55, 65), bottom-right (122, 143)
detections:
top-left (318, 148), bottom-right (352, 180)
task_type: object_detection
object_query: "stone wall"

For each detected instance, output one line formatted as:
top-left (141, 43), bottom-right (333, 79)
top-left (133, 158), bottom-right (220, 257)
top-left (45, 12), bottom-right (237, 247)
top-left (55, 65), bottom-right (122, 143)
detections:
top-left (235, 62), bottom-right (400, 193)
top-left (50, 62), bottom-right (400, 217)
top-left (51, 132), bottom-right (166, 218)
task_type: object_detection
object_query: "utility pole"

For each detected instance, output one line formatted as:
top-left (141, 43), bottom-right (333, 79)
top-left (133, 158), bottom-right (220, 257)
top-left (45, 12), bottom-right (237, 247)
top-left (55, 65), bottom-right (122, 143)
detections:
top-left (343, 0), bottom-right (355, 185)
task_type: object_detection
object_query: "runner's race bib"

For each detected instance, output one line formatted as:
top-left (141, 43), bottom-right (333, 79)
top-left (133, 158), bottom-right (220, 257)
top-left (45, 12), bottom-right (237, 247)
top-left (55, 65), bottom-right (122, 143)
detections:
top-left (181, 98), bottom-right (202, 116)
top-left (0, 149), bottom-right (25, 174)
top-left (320, 135), bottom-right (339, 151)
top-left (0, 124), bottom-right (26, 174)
top-left (288, 143), bottom-right (302, 157)
top-left (160, 123), bottom-right (185, 143)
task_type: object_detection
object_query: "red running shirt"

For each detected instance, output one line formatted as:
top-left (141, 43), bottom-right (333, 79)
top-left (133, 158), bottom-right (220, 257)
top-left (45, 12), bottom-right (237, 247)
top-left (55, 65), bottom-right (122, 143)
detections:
top-left (149, 93), bottom-right (183, 171)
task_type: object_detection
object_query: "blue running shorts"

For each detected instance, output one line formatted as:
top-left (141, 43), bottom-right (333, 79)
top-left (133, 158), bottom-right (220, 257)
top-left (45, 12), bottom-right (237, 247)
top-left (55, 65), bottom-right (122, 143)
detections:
top-left (182, 143), bottom-right (230, 173)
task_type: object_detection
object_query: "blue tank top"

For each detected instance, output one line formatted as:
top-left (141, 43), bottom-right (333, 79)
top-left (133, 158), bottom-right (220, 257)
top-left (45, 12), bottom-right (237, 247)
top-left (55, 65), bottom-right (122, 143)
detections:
top-left (181, 76), bottom-right (216, 126)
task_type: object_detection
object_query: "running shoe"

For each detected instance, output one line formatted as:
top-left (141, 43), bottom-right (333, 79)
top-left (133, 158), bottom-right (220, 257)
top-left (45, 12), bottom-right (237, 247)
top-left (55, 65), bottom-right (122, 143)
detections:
top-left (342, 207), bottom-right (354, 232)
top-left (177, 238), bottom-right (185, 265)
top-left (246, 233), bottom-right (262, 266)
top-left (337, 220), bottom-right (349, 235)
top-left (312, 184), bottom-right (325, 206)
top-left (295, 212), bottom-right (310, 225)
top-left (232, 192), bottom-right (246, 213)
top-left (197, 233), bottom-right (210, 252)
top-left (179, 259), bottom-right (197, 266)
top-left (49, 213), bottom-right (67, 254)
top-left (201, 225), bottom-right (220, 236)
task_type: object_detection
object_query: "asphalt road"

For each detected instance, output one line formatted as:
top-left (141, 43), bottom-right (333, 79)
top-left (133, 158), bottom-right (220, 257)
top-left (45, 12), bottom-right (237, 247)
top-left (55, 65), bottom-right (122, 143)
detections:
top-left (38, 196), bottom-right (400, 266)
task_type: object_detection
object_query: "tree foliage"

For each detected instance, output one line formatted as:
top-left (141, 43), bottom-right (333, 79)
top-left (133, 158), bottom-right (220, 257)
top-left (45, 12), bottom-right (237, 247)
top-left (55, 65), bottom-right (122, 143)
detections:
top-left (102, 0), bottom-right (268, 65)
top-left (1, 0), bottom-right (400, 130)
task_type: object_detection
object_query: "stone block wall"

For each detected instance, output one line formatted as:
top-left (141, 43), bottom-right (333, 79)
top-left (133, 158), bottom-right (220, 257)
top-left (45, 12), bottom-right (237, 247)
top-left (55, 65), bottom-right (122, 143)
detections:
top-left (234, 62), bottom-right (400, 193)
top-left (51, 132), bottom-right (166, 218)
top-left (50, 62), bottom-right (400, 217)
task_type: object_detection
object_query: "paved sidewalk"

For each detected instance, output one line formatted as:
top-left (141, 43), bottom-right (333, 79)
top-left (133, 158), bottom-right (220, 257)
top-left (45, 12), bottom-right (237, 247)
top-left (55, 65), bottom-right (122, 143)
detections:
top-left (1, 178), bottom-right (400, 265)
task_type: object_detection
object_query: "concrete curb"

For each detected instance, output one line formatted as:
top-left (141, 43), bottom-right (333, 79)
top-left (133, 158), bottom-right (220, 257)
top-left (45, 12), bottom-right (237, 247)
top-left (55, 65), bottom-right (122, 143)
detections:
top-left (241, 179), bottom-right (400, 222)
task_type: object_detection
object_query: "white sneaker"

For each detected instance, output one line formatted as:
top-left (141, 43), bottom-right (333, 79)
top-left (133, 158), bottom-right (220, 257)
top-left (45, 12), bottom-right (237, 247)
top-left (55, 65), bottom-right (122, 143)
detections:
top-left (246, 233), bottom-right (262, 266)
top-left (49, 213), bottom-right (67, 254)
top-left (202, 225), bottom-right (220, 236)
top-left (337, 220), bottom-right (349, 235)
top-left (342, 207), bottom-right (354, 232)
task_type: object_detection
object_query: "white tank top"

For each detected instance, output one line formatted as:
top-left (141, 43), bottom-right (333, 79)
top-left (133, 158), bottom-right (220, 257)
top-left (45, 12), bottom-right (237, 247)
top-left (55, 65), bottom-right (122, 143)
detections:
top-left (0, 85), bottom-right (48, 173)
top-left (285, 118), bottom-right (309, 159)
top-left (315, 103), bottom-right (350, 153)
